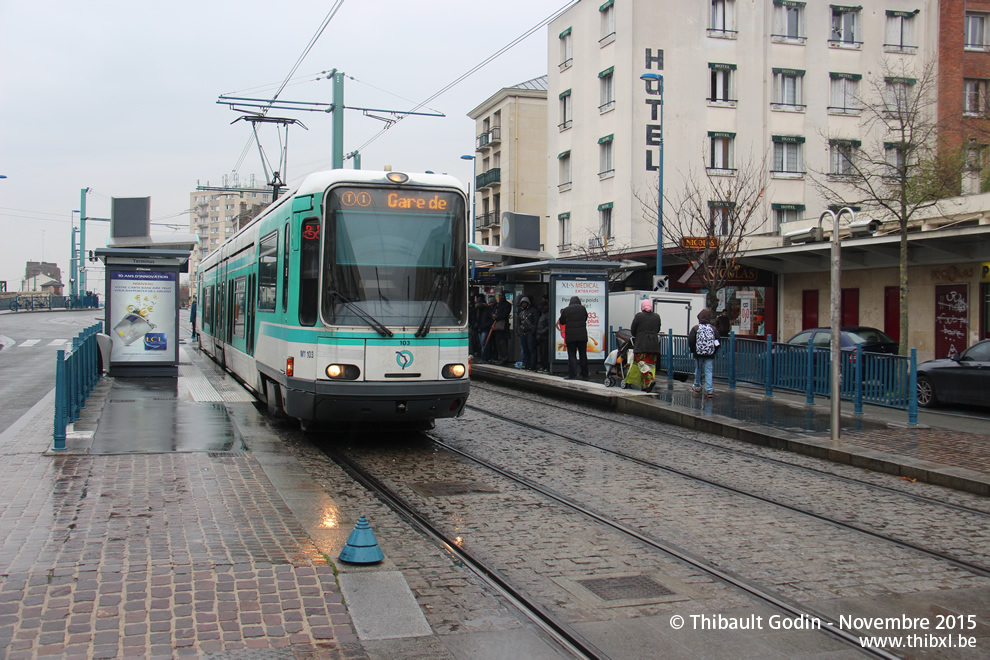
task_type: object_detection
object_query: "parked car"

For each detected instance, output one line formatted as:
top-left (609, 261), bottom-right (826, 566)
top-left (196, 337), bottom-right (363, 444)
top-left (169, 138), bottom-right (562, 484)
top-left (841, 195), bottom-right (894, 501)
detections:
top-left (916, 339), bottom-right (990, 409)
top-left (784, 327), bottom-right (900, 355)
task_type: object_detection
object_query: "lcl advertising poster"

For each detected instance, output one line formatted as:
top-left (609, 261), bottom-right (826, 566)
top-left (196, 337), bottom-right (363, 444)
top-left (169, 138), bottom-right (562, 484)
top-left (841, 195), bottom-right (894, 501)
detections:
top-left (109, 270), bottom-right (177, 363)
top-left (551, 275), bottom-right (607, 362)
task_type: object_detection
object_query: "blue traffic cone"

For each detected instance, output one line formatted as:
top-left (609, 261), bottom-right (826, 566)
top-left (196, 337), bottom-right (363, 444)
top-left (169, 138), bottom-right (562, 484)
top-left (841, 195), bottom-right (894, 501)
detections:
top-left (338, 515), bottom-right (384, 564)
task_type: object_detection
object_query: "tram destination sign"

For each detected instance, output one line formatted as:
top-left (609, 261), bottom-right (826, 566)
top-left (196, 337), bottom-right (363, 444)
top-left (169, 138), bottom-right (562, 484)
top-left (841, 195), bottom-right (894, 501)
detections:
top-left (680, 236), bottom-right (719, 249)
top-left (333, 187), bottom-right (458, 213)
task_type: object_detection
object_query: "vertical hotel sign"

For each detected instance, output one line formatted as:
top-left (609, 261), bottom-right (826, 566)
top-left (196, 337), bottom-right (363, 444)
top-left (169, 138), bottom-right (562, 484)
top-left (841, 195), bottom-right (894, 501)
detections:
top-left (643, 48), bottom-right (664, 172)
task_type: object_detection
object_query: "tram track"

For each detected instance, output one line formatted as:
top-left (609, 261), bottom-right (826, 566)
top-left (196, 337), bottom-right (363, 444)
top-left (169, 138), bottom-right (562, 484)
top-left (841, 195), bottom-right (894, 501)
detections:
top-left (470, 382), bottom-right (990, 518)
top-left (321, 435), bottom-right (899, 659)
top-left (464, 394), bottom-right (990, 579)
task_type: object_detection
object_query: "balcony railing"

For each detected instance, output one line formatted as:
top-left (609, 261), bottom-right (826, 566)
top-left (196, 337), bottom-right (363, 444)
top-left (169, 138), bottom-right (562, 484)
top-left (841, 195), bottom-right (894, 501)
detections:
top-left (478, 212), bottom-right (500, 228)
top-left (476, 132), bottom-right (490, 151)
top-left (488, 126), bottom-right (501, 144)
top-left (476, 168), bottom-right (501, 189)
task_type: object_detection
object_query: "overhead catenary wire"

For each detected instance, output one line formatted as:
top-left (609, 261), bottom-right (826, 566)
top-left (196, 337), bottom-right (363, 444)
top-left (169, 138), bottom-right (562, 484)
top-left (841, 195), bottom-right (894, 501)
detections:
top-left (232, 0), bottom-right (346, 174)
top-left (349, 1), bottom-right (578, 158)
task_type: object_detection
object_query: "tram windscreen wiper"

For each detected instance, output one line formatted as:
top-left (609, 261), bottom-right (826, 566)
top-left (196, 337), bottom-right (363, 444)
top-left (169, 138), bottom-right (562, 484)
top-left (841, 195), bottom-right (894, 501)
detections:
top-left (327, 289), bottom-right (393, 337)
top-left (416, 247), bottom-right (448, 338)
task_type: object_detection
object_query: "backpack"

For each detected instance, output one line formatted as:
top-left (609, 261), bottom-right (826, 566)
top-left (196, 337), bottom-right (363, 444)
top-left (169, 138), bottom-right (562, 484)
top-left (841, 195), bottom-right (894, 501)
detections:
top-left (695, 323), bottom-right (718, 356)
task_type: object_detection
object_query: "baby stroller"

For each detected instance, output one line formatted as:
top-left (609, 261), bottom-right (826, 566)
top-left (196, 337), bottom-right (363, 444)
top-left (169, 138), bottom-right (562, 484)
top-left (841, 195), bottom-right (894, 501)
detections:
top-left (604, 328), bottom-right (634, 388)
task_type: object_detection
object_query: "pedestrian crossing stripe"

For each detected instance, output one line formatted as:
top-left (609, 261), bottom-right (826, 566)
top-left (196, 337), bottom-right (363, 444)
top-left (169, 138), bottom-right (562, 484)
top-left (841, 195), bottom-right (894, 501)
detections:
top-left (11, 339), bottom-right (68, 348)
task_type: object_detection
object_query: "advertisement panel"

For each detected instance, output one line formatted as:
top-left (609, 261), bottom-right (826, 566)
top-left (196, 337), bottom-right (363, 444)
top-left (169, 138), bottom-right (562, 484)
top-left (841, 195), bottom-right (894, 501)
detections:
top-left (552, 276), bottom-right (607, 362)
top-left (108, 270), bottom-right (177, 363)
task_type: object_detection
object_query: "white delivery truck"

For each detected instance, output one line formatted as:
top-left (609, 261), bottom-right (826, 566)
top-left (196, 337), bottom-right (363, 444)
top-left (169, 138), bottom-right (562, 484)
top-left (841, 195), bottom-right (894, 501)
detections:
top-left (608, 290), bottom-right (709, 336)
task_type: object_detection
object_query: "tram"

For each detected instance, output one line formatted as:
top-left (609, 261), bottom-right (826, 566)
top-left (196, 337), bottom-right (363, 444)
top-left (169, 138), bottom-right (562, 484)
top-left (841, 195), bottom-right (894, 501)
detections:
top-left (196, 169), bottom-right (470, 429)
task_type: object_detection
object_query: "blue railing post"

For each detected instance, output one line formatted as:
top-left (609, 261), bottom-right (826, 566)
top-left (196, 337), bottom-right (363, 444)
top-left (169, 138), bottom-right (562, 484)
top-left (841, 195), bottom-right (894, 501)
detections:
top-left (854, 344), bottom-right (864, 414)
top-left (667, 328), bottom-right (674, 384)
top-left (728, 331), bottom-right (736, 389)
top-left (806, 337), bottom-right (815, 405)
top-left (53, 350), bottom-right (66, 450)
top-left (908, 348), bottom-right (918, 425)
top-left (765, 334), bottom-right (773, 397)
top-left (71, 336), bottom-right (82, 420)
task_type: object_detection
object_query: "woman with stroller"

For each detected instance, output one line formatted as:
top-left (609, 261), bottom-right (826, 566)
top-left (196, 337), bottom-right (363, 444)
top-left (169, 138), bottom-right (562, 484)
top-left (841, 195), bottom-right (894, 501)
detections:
top-left (629, 298), bottom-right (662, 393)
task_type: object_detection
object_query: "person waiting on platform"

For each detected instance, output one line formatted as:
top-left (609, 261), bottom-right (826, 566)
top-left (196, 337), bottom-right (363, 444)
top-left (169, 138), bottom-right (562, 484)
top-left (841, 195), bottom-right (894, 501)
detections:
top-left (628, 298), bottom-right (661, 393)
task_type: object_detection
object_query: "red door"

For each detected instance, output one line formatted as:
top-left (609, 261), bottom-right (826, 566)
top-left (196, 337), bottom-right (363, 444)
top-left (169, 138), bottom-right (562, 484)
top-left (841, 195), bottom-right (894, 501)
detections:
top-left (934, 284), bottom-right (969, 359)
top-left (802, 290), bottom-right (818, 329)
top-left (841, 288), bottom-right (859, 326)
top-left (884, 286), bottom-right (900, 341)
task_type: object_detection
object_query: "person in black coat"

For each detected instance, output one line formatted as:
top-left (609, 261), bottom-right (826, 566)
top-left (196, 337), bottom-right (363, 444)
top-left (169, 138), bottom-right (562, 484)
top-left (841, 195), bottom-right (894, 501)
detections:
top-left (493, 292), bottom-right (512, 365)
top-left (557, 296), bottom-right (589, 379)
top-left (478, 296), bottom-right (496, 362)
top-left (628, 298), bottom-right (662, 392)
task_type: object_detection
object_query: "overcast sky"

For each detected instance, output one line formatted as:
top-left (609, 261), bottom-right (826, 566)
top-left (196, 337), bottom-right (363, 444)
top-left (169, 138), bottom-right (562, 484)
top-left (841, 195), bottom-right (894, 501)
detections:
top-left (0, 1), bottom-right (570, 292)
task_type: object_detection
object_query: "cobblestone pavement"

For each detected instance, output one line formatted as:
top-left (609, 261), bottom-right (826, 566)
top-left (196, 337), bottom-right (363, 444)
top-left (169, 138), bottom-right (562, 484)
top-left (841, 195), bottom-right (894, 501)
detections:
top-left (0, 393), bottom-right (366, 659)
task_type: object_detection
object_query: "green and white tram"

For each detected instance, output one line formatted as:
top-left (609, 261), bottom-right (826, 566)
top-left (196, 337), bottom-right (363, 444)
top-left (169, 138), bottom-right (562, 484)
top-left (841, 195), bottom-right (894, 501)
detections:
top-left (197, 170), bottom-right (470, 429)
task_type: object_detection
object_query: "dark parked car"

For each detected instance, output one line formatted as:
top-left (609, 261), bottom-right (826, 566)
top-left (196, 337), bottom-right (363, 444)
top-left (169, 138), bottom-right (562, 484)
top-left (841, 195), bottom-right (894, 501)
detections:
top-left (784, 327), bottom-right (900, 355)
top-left (916, 339), bottom-right (990, 409)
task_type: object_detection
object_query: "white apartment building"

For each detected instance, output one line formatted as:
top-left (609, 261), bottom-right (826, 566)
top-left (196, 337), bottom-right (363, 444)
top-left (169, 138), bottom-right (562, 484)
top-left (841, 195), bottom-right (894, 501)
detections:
top-left (467, 76), bottom-right (549, 251)
top-left (543, 0), bottom-right (990, 354)
top-left (187, 185), bottom-right (272, 291)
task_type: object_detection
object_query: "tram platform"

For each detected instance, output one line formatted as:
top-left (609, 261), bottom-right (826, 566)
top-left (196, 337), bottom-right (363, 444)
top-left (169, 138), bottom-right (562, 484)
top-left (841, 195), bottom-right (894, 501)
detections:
top-left (3, 327), bottom-right (990, 659)
top-left (470, 362), bottom-right (990, 497)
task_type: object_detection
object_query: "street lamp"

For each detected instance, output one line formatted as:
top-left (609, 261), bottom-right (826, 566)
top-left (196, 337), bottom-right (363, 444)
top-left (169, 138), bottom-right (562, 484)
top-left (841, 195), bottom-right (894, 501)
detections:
top-left (819, 206), bottom-right (856, 443)
top-left (460, 154), bottom-right (477, 281)
top-left (641, 72), bottom-right (665, 287)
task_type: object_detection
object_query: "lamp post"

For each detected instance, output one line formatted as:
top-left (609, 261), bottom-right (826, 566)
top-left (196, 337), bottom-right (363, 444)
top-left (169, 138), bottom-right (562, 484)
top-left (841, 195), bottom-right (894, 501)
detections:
top-left (69, 210), bottom-right (80, 298)
top-left (818, 206), bottom-right (856, 443)
top-left (460, 154), bottom-right (477, 281)
top-left (640, 72), bottom-right (664, 287)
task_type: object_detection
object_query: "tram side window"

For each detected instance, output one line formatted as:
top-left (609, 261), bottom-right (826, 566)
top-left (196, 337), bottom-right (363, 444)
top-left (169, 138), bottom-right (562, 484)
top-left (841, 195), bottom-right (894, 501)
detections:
top-left (233, 276), bottom-right (246, 339)
top-left (203, 285), bottom-right (213, 332)
top-left (258, 231), bottom-right (278, 312)
top-left (282, 222), bottom-right (290, 314)
top-left (299, 217), bottom-right (320, 326)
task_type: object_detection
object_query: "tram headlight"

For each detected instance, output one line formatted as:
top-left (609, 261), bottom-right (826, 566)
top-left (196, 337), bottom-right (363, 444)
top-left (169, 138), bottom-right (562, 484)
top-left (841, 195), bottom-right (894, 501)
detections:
top-left (325, 364), bottom-right (360, 380)
top-left (386, 171), bottom-right (409, 184)
top-left (442, 363), bottom-right (466, 379)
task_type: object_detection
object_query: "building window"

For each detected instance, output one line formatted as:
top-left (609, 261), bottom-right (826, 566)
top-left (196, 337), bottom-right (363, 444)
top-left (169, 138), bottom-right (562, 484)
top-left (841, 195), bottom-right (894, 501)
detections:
top-left (600, 0), bottom-right (615, 46)
top-left (885, 142), bottom-right (907, 175)
top-left (965, 79), bottom-right (989, 116)
top-left (709, 63), bottom-right (736, 106)
top-left (772, 1), bottom-right (805, 43)
top-left (772, 136), bottom-right (805, 178)
top-left (559, 27), bottom-right (573, 71)
top-left (709, 0), bottom-right (736, 38)
top-left (598, 203), bottom-right (613, 241)
top-left (709, 202), bottom-right (735, 236)
top-left (772, 204), bottom-right (805, 233)
top-left (599, 67), bottom-right (615, 113)
top-left (558, 213), bottom-right (571, 250)
top-left (772, 68), bottom-right (805, 111)
top-left (884, 77), bottom-right (916, 116)
top-left (558, 151), bottom-right (572, 192)
top-left (884, 10), bottom-right (917, 52)
top-left (559, 89), bottom-right (572, 131)
top-left (830, 6), bottom-right (861, 47)
top-left (708, 132), bottom-right (735, 173)
top-left (966, 12), bottom-right (989, 50)
top-left (829, 73), bottom-right (861, 115)
top-left (599, 135), bottom-right (614, 179)
top-left (829, 140), bottom-right (860, 176)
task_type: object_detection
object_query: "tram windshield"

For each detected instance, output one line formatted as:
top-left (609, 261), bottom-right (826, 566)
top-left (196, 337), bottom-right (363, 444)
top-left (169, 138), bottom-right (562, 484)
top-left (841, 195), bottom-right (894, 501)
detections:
top-left (323, 185), bottom-right (467, 328)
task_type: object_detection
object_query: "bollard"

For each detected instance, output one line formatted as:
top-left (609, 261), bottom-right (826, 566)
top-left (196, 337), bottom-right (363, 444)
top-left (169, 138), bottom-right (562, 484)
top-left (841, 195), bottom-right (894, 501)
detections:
top-left (806, 337), bottom-right (815, 405)
top-left (854, 344), bottom-right (864, 414)
top-left (728, 331), bottom-right (736, 389)
top-left (666, 328), bottom-right (674, 384)
top-left (765, 334), bottom-right (773, 398)
top-left (908, 348), bottom-right (918, 425)
top-left (338, 515), bottom-right (384, 564)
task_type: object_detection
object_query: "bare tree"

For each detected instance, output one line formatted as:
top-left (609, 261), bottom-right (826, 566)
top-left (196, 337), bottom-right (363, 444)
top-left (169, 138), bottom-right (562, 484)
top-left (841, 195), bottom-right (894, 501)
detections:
top-left (638, 151), bottom-right (771, 311)
top-left (812, 58), bottom-right (966, 355)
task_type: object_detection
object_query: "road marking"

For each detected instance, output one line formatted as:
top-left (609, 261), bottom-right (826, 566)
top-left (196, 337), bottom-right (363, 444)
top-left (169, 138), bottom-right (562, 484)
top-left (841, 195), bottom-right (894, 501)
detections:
top-left (18, 340), bottom-right (40, 347)
top-left (48, 339), bottom-right (68, 346)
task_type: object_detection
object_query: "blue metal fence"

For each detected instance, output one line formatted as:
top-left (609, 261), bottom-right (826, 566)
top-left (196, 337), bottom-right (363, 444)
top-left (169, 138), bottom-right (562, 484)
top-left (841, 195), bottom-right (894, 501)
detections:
top-left (610, 327), bottom-right (918, 423)
top-left (53, 322), bottom-right (104, 449)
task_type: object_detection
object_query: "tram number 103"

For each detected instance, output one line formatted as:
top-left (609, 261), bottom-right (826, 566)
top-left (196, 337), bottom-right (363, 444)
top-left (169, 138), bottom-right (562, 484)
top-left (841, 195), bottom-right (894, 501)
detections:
top-left (299, 350), bottom-right (315, 358)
